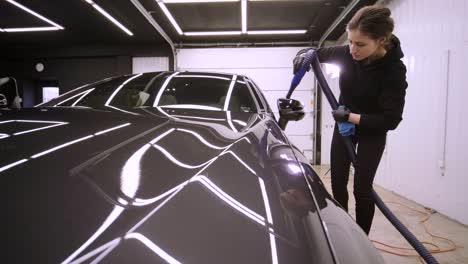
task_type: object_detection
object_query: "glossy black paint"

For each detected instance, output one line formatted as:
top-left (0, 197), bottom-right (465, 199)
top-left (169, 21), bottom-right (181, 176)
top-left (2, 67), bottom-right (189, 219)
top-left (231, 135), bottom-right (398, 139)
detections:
top-left (0, 72), bottom-right (383, 264)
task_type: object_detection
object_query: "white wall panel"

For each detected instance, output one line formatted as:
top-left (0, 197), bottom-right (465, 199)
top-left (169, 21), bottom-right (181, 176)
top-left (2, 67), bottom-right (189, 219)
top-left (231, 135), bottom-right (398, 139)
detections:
top-left (177, 47), bottom-right (315, 161)
top-left (132, 57), bottom-right (169, 73)
top-left (374, 0), bottom-right (468, 225)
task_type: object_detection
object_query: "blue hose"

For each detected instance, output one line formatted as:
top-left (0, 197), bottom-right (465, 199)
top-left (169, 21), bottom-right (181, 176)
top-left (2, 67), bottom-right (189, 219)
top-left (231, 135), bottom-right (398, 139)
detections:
top-left (290, 49), bottom-right (438, 264)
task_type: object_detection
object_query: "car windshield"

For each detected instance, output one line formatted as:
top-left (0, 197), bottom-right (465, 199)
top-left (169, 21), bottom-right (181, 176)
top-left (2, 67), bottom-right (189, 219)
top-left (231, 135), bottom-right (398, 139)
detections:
top-left (41, 72), bottom-right (258, 113)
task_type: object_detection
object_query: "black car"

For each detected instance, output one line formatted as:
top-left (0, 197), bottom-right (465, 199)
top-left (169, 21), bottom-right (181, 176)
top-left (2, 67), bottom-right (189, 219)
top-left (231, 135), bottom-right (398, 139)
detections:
top-left (1, 72), bottom-right (383, 263)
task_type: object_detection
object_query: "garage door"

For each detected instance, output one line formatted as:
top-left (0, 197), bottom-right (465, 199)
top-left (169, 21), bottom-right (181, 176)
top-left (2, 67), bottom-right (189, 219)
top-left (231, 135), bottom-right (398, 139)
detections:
top-left (177, 47), bottom-right (315, 161)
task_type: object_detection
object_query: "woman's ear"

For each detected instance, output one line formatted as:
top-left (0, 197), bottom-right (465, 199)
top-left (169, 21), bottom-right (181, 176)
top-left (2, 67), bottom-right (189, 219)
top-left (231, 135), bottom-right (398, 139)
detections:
top-left (378, 37), bottom-right (387, 46)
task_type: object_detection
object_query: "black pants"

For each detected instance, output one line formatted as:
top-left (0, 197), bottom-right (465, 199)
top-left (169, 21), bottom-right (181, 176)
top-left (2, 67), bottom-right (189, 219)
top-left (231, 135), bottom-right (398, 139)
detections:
top-left (330, 126), bottom-right (386, 234)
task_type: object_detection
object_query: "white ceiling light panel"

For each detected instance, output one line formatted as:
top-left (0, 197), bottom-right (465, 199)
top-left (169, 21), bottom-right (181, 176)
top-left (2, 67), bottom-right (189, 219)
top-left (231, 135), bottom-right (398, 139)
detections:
top-left (84, 0), bottom-right (134, 36)
top-left (3, 0), bottom-right (64, 32)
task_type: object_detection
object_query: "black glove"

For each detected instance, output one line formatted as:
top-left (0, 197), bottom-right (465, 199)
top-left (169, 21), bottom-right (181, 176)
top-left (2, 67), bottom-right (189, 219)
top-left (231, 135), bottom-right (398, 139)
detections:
top-left (293, 48), bottom-right (313, 75)
top-left (332, 105), bottom-right (350, 122)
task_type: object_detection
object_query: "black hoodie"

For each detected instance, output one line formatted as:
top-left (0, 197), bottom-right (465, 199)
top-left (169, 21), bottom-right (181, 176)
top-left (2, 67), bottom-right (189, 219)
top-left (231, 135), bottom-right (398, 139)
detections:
top-left (317, 35), bottom-right (408, 135)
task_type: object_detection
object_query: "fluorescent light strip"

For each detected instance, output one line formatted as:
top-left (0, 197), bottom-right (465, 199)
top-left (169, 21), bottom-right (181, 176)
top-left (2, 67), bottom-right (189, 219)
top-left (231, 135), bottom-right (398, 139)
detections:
top-left (247, 30), bottom-right (307, 35)
top-left (0, 159), bottom-right (28, 173)
top-left (6, 0), bottom-right (64, 29)
top-left (174, 75), bottom-right (231, 81)
top-left (163, 0), bottom-right (239, 3)
top-left (13, 122), bottom-right (68, 136)
top-left (0, 120), bottom-right (15, 124)
top-left (3, 27), bottom-right (60, 32)
top-left (31, 135), bottom-right (94, 159)
top-left (153, 72), bottom-right (179, 107)
top-left (0, 134), bottom-right (10, 139)
top-left (157, 2), bottom-right (183, 35)
top-left (184, 31), bottom-right (241, 36)
top-left (71, 88), bottom-right (95, 106)
top-left (153, 144), bottom-right (215, 169)
top-left (105, 74), bottom-right (142, 106)
top-left (223, 75), bottom-right (237, 111)
top-left (85, 1), bottom-right (133, 36)
top-left (94, 123), bottom-right (131, 136)
top-left (241, 0), bottom-right (247, 33)
top-left (125, 233), bottom-right (182, 264)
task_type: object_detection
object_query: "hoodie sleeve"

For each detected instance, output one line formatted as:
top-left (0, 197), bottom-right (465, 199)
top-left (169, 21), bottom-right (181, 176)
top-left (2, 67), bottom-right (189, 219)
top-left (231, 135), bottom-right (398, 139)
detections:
top-left (360, 63), bottom-right (408, 131)
top-left (316, 46), bottom-right (348, 65)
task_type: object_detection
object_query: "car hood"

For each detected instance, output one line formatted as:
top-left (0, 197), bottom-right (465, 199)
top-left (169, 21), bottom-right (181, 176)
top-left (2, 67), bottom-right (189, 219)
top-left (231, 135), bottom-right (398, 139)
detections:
top-left (1, 107), bottom-right (317, 264)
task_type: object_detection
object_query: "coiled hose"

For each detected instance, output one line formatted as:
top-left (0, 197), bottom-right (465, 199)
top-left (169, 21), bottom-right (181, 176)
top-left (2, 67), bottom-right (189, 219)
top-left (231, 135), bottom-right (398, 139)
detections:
top-left (288, 49), bottom-right (438, 264)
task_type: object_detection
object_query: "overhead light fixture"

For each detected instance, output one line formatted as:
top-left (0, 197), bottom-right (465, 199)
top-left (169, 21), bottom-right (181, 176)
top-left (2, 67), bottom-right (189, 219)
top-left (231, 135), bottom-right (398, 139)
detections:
top-left (3, 27), bottom-right (61, 32)
top-left (156, 1), bottom-right (183, 35)
top-left (5, 0), bottom-right (64, 29)
top-left (247, 30), bottom-right (307, 35)
top-left (241, 0), bottom-right (247, 33)
top-left (84, 0), bottom-right (134, 36)
top-left (184, 31), bottom-right (241, 36)
top-left (162, 0), bottom-right (239, 3)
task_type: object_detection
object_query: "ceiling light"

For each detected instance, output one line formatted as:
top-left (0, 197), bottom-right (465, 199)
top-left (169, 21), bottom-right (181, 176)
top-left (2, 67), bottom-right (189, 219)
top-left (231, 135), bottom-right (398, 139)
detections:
top-left (184, 31), bottom-right (242, 36)
top-left (3, 27), bottom-right (60, 32)
top-left (241, 0), bottom-right (247, 33)
top-left (6, 0), bottom-right (64, 29)
top-left (156, 1), bottom-right (183, 35)
top-left (247, 30), bottom-right (307, 35)
top-left (84, 0), bottom-right (134, 36)
top-left (162, 0), bottom-right (239, 3)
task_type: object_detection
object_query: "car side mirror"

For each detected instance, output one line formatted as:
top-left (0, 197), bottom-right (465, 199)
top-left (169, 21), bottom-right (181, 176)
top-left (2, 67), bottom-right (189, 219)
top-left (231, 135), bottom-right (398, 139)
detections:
top-left (277, 98), bottom-right (305, 130)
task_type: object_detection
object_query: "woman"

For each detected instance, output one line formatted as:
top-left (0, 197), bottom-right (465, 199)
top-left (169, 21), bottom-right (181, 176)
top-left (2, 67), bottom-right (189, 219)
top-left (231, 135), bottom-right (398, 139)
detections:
top-left (293, 6), bottom-right (408, 234)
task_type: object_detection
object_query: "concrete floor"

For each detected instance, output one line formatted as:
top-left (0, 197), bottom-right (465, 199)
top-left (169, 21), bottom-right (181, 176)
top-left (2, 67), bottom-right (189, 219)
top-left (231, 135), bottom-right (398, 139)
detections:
top-left (312, 165), bottom-right (468, 264)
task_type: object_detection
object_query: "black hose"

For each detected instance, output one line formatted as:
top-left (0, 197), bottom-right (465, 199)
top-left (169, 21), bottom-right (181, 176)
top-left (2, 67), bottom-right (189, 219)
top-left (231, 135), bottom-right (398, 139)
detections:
top-left (301, 50), bottom-right (438, 264)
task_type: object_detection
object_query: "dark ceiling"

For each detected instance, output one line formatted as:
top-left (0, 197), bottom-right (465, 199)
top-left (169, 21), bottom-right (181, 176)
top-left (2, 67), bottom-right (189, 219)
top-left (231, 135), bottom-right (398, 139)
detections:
top-left (0, 0), bottom-right (377, 51)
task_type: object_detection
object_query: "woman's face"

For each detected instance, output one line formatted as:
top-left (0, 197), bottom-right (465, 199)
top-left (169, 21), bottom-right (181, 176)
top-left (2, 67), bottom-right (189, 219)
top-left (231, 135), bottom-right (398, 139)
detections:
top-left (347, 29), bottom-right (385, 61)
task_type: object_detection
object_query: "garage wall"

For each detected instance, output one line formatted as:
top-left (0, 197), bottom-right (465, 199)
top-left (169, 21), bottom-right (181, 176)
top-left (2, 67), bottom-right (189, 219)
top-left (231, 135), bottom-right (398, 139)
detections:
top-left (374, 0), bottom-right (468, 225)
top-left (177, 47), bottom-right (316, 161)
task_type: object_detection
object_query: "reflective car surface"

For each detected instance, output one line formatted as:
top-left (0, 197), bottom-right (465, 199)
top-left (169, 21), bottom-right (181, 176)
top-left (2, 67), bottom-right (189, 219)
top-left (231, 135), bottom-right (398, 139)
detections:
top-left (1, 72), bottom-right (383, 264)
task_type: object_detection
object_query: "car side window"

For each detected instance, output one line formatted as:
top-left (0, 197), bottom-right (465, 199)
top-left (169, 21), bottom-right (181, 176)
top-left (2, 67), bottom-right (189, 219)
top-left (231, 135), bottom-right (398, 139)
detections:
top-left (246, 81), bottom-right (265, 112)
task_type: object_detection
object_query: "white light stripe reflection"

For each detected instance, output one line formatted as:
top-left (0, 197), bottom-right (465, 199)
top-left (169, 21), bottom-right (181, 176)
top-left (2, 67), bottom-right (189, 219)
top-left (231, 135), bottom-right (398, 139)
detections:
top-left (149, 128), bottom-right (175, 144)
top-left (15, 119), bottom-right (65, 124)
top-left (89, 240), bottom-right (120, 264)
top-left (176, 128), bottom-right (225, 149)
top-left (174, 74), bottom-right (231, 81)
top-left (71, 88), bottom-right (95, 106)
top-left (226, 111), bottom-right (238, 132)
top-left (157, 2), bottom-right (183, 35)
top-left (36, 83), bottom-right (89, 107)
top-left (0, 120), bottom-right (15, 124)
top-left (105, 74), bottom-right (142, 106)
top-left (259, 178), bottom-right (278, 264)
top-left (0, 159), bottom-right (28, 173)
top-left (133, 183), bottom-right (185, 206)
top-left (185, 31), bottom-right (241, 36)
top-left (161, 104), bottom-right (221, 111)
top-left (241, 0), bottom-right (247, 33)
top-left (125, 233), bottom-right (181, 264)
top-left (233, 120), bottom-right (247, 126)
top-left (69, 238), bottom-right (121, 264)
top-left (153, 144), bottom-right (215, 169)
top-left (62, 207), bottom-right (125, 264)
top-left (0, 134), bottom-right (9, 139)
top-left (4, 27), bottom-right (60, 32)
top-left (163, 0), bottom-right (238, 2)
top-left (222, 151), bottom-right (256, 175)
top-left (192, 176), bottom-right (265, 225)
top-left (171, 115), bottom-right (225, 121)
top-left (54, 88), bottom-right (96, 106)
top-left (31, 135), bottom-right (94, 159)
top-left (6, 0), bottom-right (64, 29)
top-left (121, 144), bottom-right (150, 198)
top-left (106, 105), bottom-right (140, 116)
top-left (153, 72), bottom-right (179, 107)
top-left (87, 2), bottom-right (133, 36)
top-left (94, 123), bottom-right (131, 136)
top-left (13, 122), bottom-right (67, 136)
top-left (248, 30), bottom-right (307, 35)
top-left (223, 75), bottom-right (237, 111)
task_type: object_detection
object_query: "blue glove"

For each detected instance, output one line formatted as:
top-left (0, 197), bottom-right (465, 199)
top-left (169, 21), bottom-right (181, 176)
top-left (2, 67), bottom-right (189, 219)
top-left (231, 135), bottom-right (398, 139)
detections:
top-left (337, 121), bottom-right (355, 136)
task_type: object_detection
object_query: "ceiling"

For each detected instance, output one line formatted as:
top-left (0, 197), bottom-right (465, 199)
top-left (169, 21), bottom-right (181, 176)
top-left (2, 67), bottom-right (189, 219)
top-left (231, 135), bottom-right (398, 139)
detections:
top-left (0, 0), bottom-right (377, 51)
